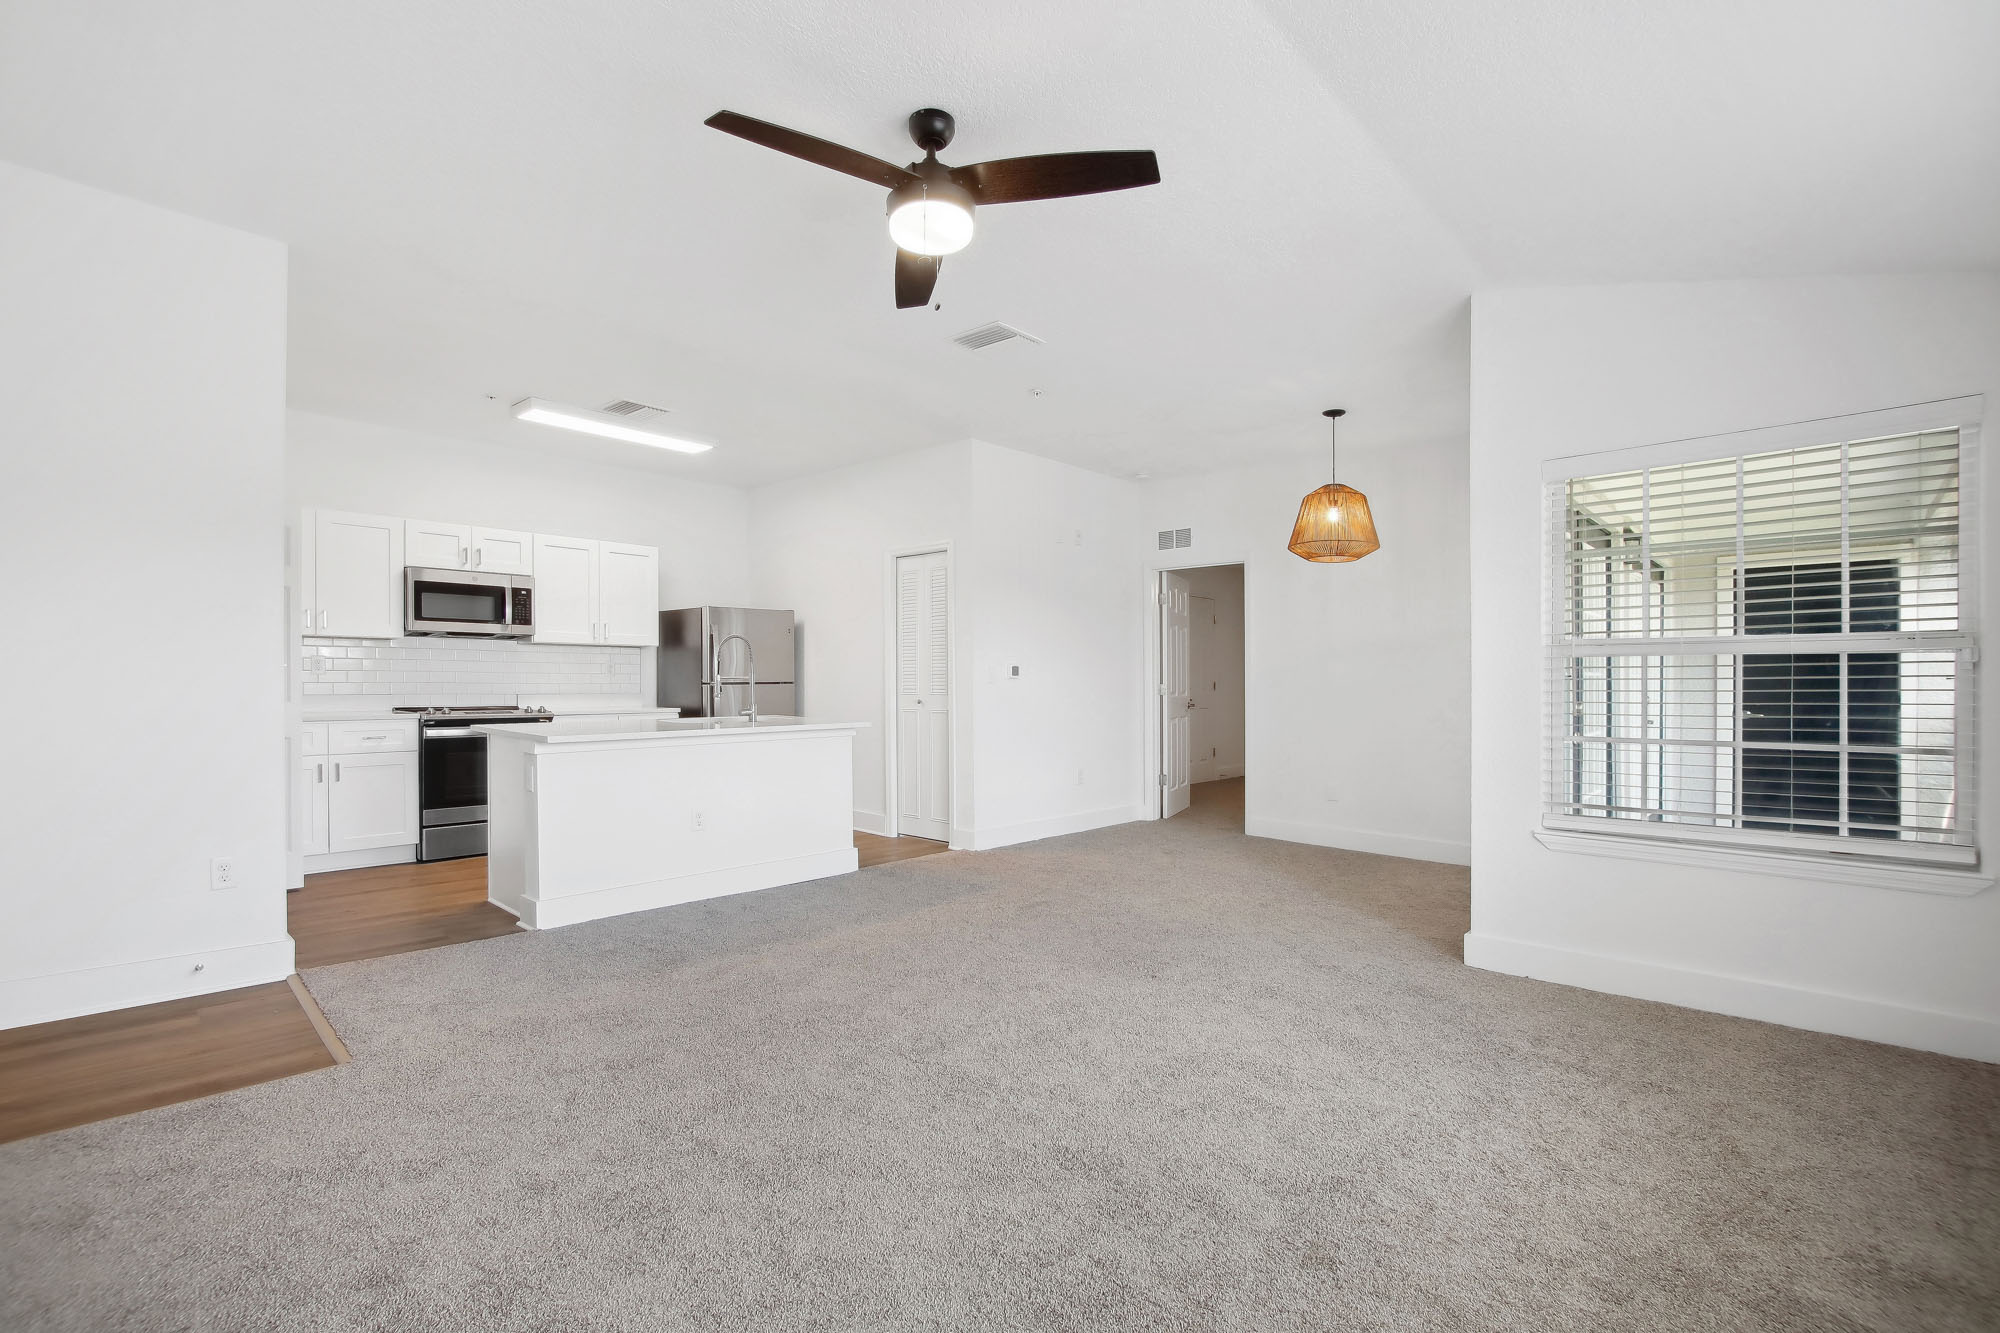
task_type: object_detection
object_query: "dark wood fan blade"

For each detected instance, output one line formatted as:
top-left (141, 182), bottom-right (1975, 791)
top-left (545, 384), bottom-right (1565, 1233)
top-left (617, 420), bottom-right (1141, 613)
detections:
top-left (894, 249), bottom-right (940, 309)
top-left (949, 150), bottom-right (1160, 205)
top-left (705, 111), bottom-right (918, 190)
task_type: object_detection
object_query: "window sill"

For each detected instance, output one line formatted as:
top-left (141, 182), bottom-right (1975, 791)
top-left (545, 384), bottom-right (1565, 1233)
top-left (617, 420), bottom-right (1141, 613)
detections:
top-left (1533, 828), bottom-right (1992, 897)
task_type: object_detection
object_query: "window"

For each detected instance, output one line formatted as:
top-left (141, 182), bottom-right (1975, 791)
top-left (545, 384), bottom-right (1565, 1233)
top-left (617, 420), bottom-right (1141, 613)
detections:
top-left (1544, 404), bottom-right (1980, 870)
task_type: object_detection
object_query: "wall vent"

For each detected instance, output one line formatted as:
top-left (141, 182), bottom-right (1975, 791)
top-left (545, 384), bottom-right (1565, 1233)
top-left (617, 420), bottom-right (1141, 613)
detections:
top-left (599, 398), bottom-right (671, 420)
top-left (1157, 528), bottom-right (1192, 550)
top-left (952, 321), bottom-right (1043, 351)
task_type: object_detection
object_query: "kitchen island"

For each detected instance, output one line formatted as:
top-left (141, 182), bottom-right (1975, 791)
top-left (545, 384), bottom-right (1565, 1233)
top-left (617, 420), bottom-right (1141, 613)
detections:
top-left (475, 716), bottom-right (862, 930)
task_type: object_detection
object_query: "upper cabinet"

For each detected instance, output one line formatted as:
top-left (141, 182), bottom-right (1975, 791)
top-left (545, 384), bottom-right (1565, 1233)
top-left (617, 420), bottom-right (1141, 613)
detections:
top-left (404, 521), bottom-right (533, 575)
top-left (599, 542), bottom-right (660, 646)
top-left (532, 535), bottom-right (659, 647)
top-left (531, 534), bottom-right (599, 644)
top-left (303, 509), bottom-right (653, 644)
top-left (472, 527), bottom-right (533, 574)
top-left (405, 519), bottom-right (471, 570)
top-left (311, 510), bottom-right (402, 638)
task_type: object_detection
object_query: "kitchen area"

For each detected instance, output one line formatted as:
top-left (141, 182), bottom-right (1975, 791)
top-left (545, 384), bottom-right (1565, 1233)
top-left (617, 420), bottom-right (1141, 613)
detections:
top-left (289, 505), bottom-right (868, 967)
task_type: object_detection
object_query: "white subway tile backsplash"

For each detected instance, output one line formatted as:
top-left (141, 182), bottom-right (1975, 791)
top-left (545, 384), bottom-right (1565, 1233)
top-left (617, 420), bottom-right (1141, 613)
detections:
top-left (301, 635), bottom-right (642, 708)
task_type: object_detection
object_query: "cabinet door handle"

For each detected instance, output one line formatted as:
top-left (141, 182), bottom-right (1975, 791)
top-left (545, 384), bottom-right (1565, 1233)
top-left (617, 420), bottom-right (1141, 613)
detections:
top-left (474, 547), bottom-right (483, 566)
top-left (360, 733), bottom-right (387, 741)
top-left (302, 609), bottom-right (313, 631)
top-left (316, 762), bottom-right (324, 783)
top-left (319, 610), bottom-right (329, 630)
top-left (460, 545), bottom-right (469, 567)
top-left (332, 762), bottom-right (340, 781)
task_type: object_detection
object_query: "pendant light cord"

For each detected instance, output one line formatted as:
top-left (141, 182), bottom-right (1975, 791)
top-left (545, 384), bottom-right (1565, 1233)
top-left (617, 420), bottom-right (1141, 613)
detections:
top-left (1323, 407), bottom-right (1344, 485)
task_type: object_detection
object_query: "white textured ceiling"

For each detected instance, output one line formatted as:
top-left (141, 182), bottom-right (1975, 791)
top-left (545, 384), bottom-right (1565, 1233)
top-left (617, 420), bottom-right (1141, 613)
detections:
top-left (0, 1), bottom-right (1989, 485)
top-left (1259, 0), bottom-right (2000, 283)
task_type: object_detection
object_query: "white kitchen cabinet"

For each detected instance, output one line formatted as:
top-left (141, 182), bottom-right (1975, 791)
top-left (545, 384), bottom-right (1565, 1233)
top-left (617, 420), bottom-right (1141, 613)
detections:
top-left (405, 521), bottom-right (531, 574)
top-left (598, 542), bottom-right (660, 645)
top-left (296, 752), bottom-right (330, 857)
top-left (326, 750), bottom-right (420, 853)
top-left (311, 510), bottom-right (403, 638)
top-left (406, 519), bottom-right (472, 570)
top-left (530, 536), bottom-right (659, 647)
top-left (531, 534), bottom-right (599, 644)
top-left (472, 526), bottom-right (533, 574)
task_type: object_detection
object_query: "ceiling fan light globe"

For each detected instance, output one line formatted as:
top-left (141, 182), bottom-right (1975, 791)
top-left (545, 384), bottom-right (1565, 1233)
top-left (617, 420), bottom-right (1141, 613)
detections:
top-left (888, 197), bottom-right (974, 256)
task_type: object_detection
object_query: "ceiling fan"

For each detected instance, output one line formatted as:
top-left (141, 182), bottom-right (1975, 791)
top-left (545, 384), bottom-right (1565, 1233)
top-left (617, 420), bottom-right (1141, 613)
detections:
top-left (704, 108), bottom-right (1161, 309)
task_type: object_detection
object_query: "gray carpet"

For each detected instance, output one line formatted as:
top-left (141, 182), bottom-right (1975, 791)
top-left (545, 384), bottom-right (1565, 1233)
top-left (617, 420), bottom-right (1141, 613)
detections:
top-left (3, 781), bottom-right (1996, 1332)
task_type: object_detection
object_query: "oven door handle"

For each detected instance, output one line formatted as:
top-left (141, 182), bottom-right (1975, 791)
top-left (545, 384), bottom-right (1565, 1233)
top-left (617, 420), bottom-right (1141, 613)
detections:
top-left (423, 727), bottom-right (480, 739)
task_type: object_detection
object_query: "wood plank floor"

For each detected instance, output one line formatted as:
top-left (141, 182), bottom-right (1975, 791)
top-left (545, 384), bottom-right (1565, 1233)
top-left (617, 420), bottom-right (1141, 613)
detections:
top-left (0, 980), bottom-right (337, 1144)
top-left (290, 856), bottom-right (524, 970)
top-left (855, 831), bottom-right (951, 867)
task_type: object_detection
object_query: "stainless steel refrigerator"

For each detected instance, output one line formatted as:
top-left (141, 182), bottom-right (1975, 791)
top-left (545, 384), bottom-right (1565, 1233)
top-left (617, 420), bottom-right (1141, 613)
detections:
top-left (657, 606), bottom-right (797, 717)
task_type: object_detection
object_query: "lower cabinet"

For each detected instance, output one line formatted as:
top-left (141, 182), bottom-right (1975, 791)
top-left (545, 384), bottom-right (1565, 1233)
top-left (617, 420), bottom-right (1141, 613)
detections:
top-left (297, 753), bottom-right (330, 857)
top-left (297, 723), bottom-right (420, 865)
top-left (326, 750), bottom-right (420, 853)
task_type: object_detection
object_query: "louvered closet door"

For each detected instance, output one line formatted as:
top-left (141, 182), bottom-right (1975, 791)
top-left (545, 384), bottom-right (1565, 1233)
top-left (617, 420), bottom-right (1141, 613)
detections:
top-left (896, 551), bottom-right (951, 842)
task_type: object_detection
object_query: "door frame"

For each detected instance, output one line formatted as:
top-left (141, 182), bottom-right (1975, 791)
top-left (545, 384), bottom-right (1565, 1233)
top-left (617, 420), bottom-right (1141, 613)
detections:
top-left (882, 542), bottom-right (962, 845)
top-left (1140, 555), bottom-right (1250, 821)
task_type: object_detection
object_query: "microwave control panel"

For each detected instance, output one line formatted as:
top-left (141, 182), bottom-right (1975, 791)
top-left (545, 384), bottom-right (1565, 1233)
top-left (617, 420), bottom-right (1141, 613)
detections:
top-left (510, 585), bottom-right (534, 628)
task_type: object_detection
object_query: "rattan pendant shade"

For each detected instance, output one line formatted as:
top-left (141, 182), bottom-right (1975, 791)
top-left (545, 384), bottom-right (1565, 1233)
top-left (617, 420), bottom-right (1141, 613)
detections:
top-left (1289, 408), bottom-right (1379, 563)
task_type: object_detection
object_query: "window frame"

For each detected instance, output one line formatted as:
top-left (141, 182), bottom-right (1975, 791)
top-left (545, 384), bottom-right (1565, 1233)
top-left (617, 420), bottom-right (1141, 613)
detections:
top-left (1538, 397), bottom-right (1985, 886)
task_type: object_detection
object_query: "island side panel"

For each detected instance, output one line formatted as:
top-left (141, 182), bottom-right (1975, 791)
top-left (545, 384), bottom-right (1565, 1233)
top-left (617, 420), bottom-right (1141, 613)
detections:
top-left (531, 730), bottom-right (858, 929)
top-left (483, 731), bottom-right (540, 925)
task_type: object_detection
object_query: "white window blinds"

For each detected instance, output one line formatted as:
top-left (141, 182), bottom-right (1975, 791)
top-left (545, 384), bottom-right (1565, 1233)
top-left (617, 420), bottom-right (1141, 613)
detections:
top-left (1544, 418), bottom-right (1979, 867)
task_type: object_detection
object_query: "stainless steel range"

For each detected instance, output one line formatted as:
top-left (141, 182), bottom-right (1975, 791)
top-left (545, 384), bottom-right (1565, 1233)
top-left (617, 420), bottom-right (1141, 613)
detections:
top-left (395, 706), bottom-right (553, 861)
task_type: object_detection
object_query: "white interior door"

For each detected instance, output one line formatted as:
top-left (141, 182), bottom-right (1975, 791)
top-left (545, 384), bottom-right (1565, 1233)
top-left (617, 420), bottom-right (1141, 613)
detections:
top-left (531, 534), bottom-right (598, 644)
top-left (1161, 570), bottom-right (1192, 818)
top-left (895, 551), bottom-right (951, 842)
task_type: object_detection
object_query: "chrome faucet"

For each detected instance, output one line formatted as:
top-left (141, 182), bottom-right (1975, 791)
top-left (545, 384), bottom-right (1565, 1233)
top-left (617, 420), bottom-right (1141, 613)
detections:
top-left (713, 633), bottom-right (756, 724)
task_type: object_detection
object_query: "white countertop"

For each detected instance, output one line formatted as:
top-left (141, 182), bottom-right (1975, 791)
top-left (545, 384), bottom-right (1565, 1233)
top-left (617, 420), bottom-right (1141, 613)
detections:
top-left (301, 706), bottom-right (681, 724)
top-left (475, 716), bottom-right (863, 745)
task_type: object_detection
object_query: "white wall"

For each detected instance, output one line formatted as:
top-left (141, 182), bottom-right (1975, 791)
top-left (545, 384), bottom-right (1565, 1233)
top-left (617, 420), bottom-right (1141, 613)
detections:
top-left (1138, 440), bottom-right (1472, 864)
top-left (962, 443), bottom-right (1144, 847)
top-left (1184, 564), bottom-right (1246, 782)
top-left (750, 439), bottom-right (1146, 848)
top-left (1468, 272), bottom-right (2000, 1062)
top-left (750, 442), bottom-right (978, 838)
top-left (0, 161), bottom-right (291, 1027)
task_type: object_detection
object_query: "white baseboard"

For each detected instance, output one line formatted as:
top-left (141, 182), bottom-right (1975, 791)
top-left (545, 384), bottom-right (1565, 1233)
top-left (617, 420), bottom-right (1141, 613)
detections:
top-left (852, 809), bottom-right (889, 837)
top-left (1246, 816), bottom-right (1471, 867)
top-left (1464, 932), bottom-right (2000, 1064)
top-left (969, 804), bottom-right (1140, 851)
top-left (304, 845), bottom-right (416, 874)
top-left (0, 937), bottom-right (297, 1031)
top-left (520, 847), bottom-right (861, 930)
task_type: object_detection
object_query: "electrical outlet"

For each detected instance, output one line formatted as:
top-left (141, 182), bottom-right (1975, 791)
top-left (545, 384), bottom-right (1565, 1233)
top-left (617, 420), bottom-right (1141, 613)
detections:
top-left (691, 810), bottom-right (706, 832)
top-left (209, 857), bottom-right (237, 891)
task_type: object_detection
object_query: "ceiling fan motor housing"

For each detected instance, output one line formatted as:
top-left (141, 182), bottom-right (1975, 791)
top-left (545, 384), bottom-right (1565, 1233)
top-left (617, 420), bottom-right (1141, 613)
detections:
top-left (908, 107), bottom-right (955, 153)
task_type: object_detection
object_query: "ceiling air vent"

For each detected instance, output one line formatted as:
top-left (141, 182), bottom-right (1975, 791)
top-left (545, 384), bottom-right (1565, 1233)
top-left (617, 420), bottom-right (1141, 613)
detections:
top-left (952, 321), bottom-right (1043, 351)
top-left (1157, 528), bottom-right (1192, 551)
top-left (599, 398), bottom-right (671, 421)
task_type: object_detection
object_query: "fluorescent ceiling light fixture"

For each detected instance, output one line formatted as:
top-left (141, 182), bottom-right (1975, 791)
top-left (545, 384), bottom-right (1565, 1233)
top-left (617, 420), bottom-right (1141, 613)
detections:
top-left (512, 398), bottom-right (713, 454)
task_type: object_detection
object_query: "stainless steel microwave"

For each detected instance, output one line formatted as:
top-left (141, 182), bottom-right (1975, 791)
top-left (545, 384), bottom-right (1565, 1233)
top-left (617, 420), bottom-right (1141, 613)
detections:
top-left (404, 568), bottom-right (535, 638)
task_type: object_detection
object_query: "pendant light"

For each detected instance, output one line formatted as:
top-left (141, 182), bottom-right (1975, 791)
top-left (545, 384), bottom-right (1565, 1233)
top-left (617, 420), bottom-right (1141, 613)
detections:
top-left (1288, 408), bottom-right (1379, 563)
